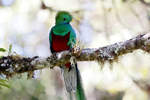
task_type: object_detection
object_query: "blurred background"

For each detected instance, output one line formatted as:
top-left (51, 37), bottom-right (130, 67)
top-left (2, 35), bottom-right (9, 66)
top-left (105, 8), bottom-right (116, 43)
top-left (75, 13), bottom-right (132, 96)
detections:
top-left (0, 0), bottom-right (150, 100)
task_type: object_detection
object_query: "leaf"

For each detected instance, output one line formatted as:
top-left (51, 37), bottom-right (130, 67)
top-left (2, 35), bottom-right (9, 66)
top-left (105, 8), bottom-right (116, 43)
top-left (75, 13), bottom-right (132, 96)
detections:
top-left (0, 79), bottom-right (8, 83)
top-left (8, 44), bottom-right (12, 55)
top-left (0, 82), bottom-right (10, 88)
top-left (0, 79), bottom-right (10, 88)
top-left (0, 48), bottom-right (6, 52)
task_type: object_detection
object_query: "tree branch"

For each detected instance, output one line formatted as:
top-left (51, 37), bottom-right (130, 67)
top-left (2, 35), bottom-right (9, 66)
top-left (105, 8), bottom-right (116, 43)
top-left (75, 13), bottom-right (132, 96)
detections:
top-left (1, 32), bottom-right (150, 78)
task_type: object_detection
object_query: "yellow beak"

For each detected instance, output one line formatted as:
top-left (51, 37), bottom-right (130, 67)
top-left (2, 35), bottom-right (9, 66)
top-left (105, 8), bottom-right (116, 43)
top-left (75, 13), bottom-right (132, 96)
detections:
top-left (72, 17), bottom-right (80, 22)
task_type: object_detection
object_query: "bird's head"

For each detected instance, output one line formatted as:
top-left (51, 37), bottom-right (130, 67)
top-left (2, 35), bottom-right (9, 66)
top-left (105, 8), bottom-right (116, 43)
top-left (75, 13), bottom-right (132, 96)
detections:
top-left (55, 11), bottom-right (72, 25)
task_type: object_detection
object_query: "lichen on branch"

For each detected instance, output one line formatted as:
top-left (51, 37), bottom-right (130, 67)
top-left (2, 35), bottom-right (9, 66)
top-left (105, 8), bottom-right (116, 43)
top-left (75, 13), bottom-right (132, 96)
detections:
top-left (1, 32), bottom-right (150, 78)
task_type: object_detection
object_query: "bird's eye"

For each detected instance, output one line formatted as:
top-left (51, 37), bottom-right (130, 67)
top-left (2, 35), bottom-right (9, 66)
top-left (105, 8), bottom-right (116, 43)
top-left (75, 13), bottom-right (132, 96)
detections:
top-left (64, 18), bottom-right (66, 21)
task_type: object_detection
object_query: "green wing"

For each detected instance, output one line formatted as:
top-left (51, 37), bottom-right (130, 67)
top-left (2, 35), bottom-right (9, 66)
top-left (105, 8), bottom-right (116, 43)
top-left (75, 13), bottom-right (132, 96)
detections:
top-left (67, 25), bottom-right (76, 47)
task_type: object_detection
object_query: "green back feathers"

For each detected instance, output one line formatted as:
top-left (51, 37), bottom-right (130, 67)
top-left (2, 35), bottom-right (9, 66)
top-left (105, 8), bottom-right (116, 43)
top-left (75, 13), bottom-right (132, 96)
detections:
top-left (55, 11), bottom-right (72, 25)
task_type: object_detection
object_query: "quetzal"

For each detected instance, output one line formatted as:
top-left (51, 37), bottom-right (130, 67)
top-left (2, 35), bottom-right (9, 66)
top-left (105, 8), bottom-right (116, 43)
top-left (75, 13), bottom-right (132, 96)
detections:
top-left (49, 11), bottom-right (86, 100)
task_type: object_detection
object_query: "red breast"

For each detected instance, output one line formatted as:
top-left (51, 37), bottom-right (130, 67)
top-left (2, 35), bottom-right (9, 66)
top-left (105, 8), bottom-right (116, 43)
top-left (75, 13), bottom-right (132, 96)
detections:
top-left (52, 31), bottom-right (70, 52)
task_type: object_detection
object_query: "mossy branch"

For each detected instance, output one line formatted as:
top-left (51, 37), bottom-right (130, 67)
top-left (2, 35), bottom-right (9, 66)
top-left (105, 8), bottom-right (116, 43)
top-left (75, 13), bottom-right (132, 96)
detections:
top-left (1, 32), bottom-right (150, 78)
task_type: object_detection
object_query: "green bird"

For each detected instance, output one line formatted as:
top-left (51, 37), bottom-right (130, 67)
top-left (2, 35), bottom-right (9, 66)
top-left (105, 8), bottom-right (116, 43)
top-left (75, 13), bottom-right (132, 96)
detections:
top-left (49, 11), bottom-right (86, 100)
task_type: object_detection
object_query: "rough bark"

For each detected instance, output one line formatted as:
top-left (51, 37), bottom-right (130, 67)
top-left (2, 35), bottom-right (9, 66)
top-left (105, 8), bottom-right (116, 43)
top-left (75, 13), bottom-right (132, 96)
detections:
top-left (1, 32), bottom-right (150, 78)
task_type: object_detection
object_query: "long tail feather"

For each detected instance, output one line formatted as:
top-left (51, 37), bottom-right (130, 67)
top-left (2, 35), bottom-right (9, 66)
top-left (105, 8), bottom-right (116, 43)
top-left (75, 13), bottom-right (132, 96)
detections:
top-left (62, 65), bottom-right (77, 93)
top-left (75, 64), bottom-right (86, 100)
top-left (61, 64), bottom-right (77, 100)
top-left (62, 58), bottom-right (86, 100)
top-left (69, 92), bottom-right (74, 100)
